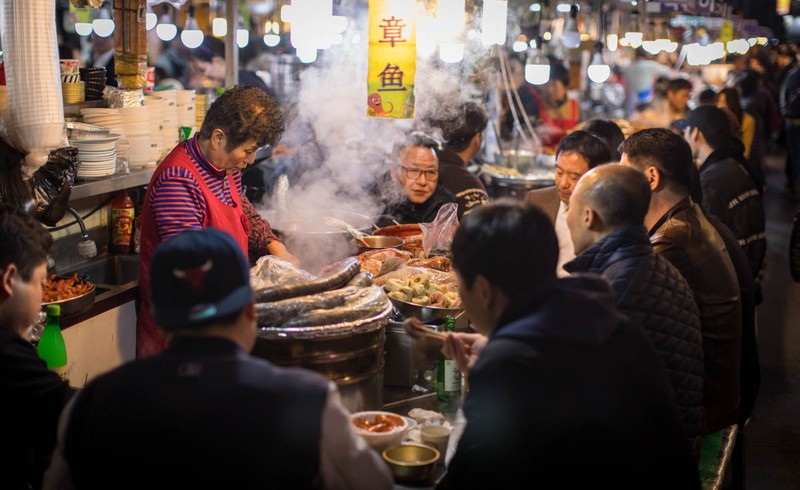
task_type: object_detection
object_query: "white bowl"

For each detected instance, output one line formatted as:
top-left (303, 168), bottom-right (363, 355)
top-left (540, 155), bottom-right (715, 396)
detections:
top-left (350, 411), bottom-right (409, 452)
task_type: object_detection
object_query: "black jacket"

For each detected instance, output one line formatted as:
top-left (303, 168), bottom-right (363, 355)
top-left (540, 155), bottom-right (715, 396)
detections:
top-left (438, 275), bottom-right (700, 490)
top-left (649, 197), bottom-right (742, 432)
top-left (0, 328), bottom-right (74, 490)
top-left (698, 148), bottom-right (766, 279)
top-left (376, 185), bottom-right (457, 228)
top-left (56, 337), bottom-right (329, 489)
top-left (435, 149), bottom-right (489, 219)
top-left (565, 226), bottom-right (705, 451)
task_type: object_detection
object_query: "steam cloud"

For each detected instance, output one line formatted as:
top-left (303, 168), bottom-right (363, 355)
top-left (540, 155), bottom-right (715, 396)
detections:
top-left (257, 8), bottom-right (498, 272)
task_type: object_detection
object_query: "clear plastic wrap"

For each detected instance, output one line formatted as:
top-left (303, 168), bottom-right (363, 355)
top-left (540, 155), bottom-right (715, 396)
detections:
top-left (250, 255), bottom-right (317, 290)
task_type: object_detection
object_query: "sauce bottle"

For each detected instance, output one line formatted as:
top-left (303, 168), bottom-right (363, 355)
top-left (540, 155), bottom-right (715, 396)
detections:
top-left (110, 190), bottom-right (135, 254)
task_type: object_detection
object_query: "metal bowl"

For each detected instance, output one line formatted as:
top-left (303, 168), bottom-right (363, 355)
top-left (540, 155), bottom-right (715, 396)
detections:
top-left (41, 283), bottom-right (95, 318)
top-left (352, 235), bottom-right (405, 255)
top-left (382, 442), bottom-right (440, 484)
top-left (389, 297), bottom-right (462, 324)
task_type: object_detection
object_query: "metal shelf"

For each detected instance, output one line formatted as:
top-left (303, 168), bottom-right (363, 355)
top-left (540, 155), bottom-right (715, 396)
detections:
top-left (69, 167), bottom-right (155, 201)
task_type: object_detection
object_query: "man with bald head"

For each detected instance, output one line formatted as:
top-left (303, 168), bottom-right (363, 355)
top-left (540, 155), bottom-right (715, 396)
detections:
top-left (564, 164), bottom-right (705, 458)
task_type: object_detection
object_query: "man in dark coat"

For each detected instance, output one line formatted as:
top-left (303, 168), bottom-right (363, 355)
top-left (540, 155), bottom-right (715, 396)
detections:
top-left (564, 164), bottom-right (705, 458)
top-left (620, 128), bottom-right (742, 436)
top-left (429, 101), bottom-right (490, 219)
top-left (44, 228), bottom-right (392, 490)
top-left (683, 105), bottom-right (766, 284)
top-left (0, 205), bottom-right (74, 490)
top-left (436, 201), bottom-right (700, 489)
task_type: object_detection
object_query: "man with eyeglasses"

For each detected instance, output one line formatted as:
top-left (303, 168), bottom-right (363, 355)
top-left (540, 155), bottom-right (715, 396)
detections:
top-left (376, 133), bottom-right (457, 228)
top-left (525, 130), bottom-right (611, 276)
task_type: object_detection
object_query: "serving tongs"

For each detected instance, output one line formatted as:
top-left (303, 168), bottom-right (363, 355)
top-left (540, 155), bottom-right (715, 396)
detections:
top-left (403, 317), bottom-right (448, 342)
top-left (324, 216), bottom-right (370, 246)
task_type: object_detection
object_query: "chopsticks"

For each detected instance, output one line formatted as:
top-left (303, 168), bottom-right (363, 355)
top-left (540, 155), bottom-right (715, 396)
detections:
top-left (403, 317), bottom-right (448, 342)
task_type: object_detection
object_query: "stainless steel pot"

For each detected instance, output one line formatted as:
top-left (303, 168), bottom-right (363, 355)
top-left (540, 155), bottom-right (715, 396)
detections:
top-left (259, 209), bottom-right (375, 272)
top-left (252, 303), bottom-right (392, 412)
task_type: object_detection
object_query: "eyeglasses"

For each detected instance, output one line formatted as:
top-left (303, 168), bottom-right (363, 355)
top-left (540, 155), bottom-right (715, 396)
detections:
top-left (400, 165), bottom-right (438, 181)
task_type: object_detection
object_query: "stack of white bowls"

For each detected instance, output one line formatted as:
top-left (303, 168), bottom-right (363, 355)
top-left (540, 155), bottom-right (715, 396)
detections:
top-left (176, 89), bottom-right (196, 135)
top-left (70, 133), bottom-right (120, 180)
top-left (118, 106), bottom-right (154, 168)
top-left (153, 89), bottom-right (180, 152)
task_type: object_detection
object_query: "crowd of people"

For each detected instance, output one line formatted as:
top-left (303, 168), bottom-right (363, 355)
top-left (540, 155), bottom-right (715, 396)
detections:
top-left (8, 38), bottom-right (800, 490)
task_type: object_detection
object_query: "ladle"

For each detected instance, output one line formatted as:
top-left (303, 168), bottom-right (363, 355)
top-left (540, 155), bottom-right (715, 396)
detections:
top-left (324, 216), bottom-right (370, 246)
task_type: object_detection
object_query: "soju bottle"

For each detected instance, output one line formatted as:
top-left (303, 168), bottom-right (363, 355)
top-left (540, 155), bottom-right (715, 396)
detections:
top-left (37, 304), bottom-right (67, 380)
top-left (437, 316), bottom-right (461, 402)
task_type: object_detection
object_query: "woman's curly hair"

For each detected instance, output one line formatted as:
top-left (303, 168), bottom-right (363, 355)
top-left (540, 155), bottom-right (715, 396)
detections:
top-left (199, 86), bottom-right (284, 150)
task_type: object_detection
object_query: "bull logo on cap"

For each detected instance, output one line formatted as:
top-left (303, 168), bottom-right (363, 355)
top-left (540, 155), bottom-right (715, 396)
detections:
top-left (172, 260), bottom-right (213, 294)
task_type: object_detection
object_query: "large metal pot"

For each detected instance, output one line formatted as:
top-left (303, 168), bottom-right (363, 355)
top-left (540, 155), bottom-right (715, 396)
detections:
top-left (252, 303), bottom-right (392, 412)
top-left (259, 208), bottom-right (375, 272)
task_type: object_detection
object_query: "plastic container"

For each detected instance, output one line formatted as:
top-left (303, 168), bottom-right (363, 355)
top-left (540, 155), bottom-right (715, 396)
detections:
top-left (37, 304), bottom-right (67, 379)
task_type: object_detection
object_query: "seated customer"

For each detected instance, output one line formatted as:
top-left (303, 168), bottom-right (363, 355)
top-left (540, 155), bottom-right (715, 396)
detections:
top-left (376, 132), bottom-right (456, 228)
top-left (525, 130), bottom-right (611, 275)
top-left (0, 205), bottom-right (74, 490)
top-left (429, 101), bottom-right (490, 218)
top-left (437, 200), bottom-right (700, 489)
top-left (564, 164), bottom-right (705, 458)
top-left (44, 228), bottom-right (392, 490)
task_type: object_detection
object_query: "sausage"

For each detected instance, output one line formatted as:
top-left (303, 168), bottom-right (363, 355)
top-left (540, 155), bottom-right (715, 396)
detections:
top-left (254, 257), bottom-right (361, 303)
top-left (256, 286), bottom-right (359, 326)
top-left (346, 271), bottom-right (374, 288)
top-left (286, 286), bottom-right (389, 327)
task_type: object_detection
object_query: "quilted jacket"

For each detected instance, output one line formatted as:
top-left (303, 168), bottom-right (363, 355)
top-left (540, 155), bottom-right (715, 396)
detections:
top-left (565, 226), bottom-right (705, 451)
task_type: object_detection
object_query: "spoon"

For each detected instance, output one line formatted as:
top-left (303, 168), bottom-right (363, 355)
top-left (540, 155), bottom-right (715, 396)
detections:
top-left (324, 216), bottom-right (370, 245)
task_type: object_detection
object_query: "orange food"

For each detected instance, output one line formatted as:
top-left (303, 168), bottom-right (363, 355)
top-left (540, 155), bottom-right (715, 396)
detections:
top-left (42, 273), bottom-right (93, 303)
top-left (352, 413), bottom-right (404, 433)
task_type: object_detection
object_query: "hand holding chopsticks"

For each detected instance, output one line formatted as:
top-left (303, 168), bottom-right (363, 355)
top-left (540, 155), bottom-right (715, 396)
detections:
top-left (403, 317), bottom-right (447, 342)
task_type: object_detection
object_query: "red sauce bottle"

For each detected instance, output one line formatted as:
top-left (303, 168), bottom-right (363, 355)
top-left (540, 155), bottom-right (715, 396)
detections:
top-left (110, 190), bottom-right (135, 254)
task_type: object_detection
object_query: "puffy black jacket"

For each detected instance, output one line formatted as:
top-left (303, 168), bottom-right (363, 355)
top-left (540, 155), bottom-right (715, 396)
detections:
top-left (649, 197), bottom-right (742, 433)
top-left (698, 148), bottom-right (766, 280)
top-left (565, 226), bottom-right (705, 451)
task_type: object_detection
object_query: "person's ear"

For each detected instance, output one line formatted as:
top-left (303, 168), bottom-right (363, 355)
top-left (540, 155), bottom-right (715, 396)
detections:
top-left (211, 129), bottom-right (226, 151)
top-left (473, 275), bottom-right (495, 311)
top-left (585, 207), bottom-right (602, 231)
top-left (645, 166), bottom-right (661, 191)
top-left (0, 263), bottom-right (16, 300)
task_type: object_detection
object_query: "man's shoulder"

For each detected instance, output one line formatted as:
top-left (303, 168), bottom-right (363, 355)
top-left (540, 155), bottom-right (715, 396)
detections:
top-left (525, 186), bottom-right (559, 221)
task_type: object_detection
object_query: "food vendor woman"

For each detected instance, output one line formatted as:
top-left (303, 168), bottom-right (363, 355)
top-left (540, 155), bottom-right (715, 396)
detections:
top-left (137, 86), bottom-right (299, 358)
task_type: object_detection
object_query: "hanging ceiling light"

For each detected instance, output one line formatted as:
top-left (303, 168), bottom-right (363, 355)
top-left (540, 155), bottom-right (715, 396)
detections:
top-left (156, 6), bottom-right (178, 42)
top-left (587, 42), bottom-right (610, 83)
top-left (481, 0), bottom-right (508, 46)
top-left (561, 4), bottom-right (581, 49)
top-left (92, 8), bottom-right (115, 38)
top-left (180, 2), bottom-right (204, 49)
top-left (525, 38), bottom-right (550, 85)
top-left (145, 6), bottom-right (158, 31)
top-left (75, 22), bottom-right (93, 36)
top-left (263, 21), bottom-right (280, 47)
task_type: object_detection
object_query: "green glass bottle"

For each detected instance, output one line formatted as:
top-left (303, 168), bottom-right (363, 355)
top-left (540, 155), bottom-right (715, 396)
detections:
top-left (37, 304), bottom-right (67, 380)
top-left (437, 316), bottom-right (460, 402)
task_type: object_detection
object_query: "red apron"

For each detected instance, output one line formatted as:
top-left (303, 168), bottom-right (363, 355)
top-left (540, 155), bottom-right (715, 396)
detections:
top-left (528, 85), bottom-right (579, 147)
top-left (137, 144), bottom-right (249, 358)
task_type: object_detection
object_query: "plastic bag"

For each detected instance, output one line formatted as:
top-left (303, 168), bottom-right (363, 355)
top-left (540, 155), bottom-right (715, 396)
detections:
top-left (420, 202), bottom-right (459, 258)
top-left (0, 136), bottom-right (34, 211)
top-left (28, 146), bottom-right (78, 226)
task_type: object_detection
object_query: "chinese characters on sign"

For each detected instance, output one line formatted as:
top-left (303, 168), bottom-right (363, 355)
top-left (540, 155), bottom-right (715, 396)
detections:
top-left (368, 0), bottom-right (416, 118)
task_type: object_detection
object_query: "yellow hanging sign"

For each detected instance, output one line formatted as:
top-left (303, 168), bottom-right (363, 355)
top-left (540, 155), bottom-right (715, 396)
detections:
top-left (719, 20), bottom-right (734, 44)
top-left (367, 0), bottom-right (416, 118)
